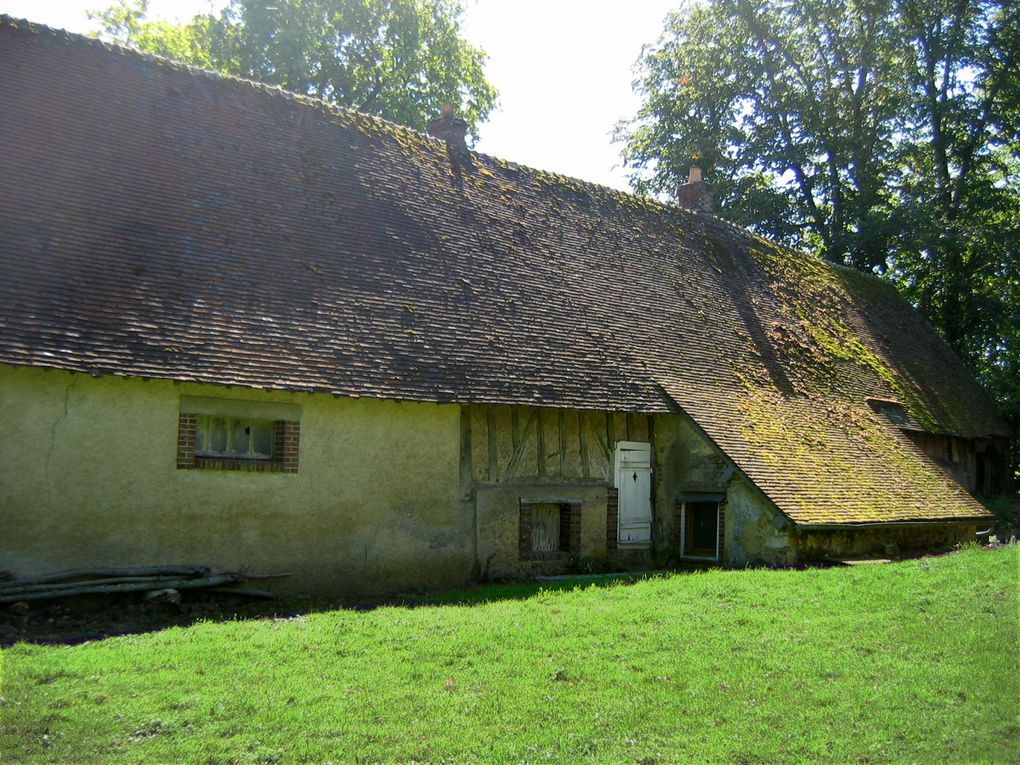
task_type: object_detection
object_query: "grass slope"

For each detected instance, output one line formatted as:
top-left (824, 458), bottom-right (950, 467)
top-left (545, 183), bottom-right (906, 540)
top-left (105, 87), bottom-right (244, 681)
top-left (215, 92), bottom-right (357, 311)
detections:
top-left (1, 546), bottom-right (1017, 764)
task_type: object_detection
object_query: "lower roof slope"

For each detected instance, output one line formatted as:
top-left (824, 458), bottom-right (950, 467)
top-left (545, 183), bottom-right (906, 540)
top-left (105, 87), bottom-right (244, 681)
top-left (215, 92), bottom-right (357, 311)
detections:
top-left (0, 17), bottom-right (1006, 525)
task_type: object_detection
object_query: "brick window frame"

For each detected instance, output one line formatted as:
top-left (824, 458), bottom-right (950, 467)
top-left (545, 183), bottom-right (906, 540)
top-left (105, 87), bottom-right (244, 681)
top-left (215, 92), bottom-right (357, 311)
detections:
top-left (676, 493), bottom-right (726, 562)
top-left (606, 487), bottom-right (619, 552)
top-left (176, 397), bottom-right (300, 474)
top-left (519, 500), bottom-right (582, 561)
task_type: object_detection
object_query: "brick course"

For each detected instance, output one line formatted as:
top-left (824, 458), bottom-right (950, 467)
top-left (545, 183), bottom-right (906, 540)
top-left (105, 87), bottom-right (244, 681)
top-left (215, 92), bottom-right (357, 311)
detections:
top-left (606, 487), bottom-right (619, 551)
top-left (176, 413), bottom-right (196, 469)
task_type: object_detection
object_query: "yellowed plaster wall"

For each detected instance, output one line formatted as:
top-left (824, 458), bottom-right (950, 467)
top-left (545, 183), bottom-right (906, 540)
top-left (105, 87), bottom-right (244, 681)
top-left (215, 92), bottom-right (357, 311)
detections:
top-left (0, 365), bottom-right (468, 595)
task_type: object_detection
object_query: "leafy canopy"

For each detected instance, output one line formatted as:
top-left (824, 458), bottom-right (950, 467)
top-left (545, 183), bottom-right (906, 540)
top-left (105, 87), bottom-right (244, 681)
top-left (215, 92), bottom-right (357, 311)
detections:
top-left (618, 0), bottom-right (1020, 431)
top-left (90, 0), bottom-right (497, 137)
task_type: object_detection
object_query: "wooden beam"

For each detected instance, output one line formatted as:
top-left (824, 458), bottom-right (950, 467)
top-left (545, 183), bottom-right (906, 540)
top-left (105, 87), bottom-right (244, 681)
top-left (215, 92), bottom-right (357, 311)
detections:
top-left (558, 409), bottom-right (566, 477)
top-left (505, 408), bottom-right (537, 480)
top-left (578, 411), bottom-right (590, 478)
top-left (487, 407), bottom-right (497, 482)
top-left (590, 413), bottom-right (612, 462)
top-left (0, 574), bottom-right (246, 604)
top-left (0, 565), bottom-right (209, 590)
top-left (537, 408), bottom-right (546, 476)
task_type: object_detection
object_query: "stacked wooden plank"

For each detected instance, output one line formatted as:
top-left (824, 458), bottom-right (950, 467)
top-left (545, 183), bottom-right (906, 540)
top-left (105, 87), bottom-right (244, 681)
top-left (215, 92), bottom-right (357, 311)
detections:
top-left (0, 566), bottom-right (288, 603)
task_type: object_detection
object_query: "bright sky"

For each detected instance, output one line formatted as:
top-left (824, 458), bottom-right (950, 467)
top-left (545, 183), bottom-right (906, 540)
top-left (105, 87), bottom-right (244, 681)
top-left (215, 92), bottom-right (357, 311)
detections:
top-left (1, 0), bottom-right (678, 190)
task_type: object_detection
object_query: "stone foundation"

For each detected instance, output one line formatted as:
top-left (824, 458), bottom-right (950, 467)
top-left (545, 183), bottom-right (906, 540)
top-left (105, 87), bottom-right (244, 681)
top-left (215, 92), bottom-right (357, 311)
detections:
top-left (795, 523), bottom-right (984, 561)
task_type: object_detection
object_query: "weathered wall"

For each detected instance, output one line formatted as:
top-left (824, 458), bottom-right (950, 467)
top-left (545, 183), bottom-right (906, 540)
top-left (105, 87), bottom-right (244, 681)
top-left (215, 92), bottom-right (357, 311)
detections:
top-left (462, 405), bottom-right (641, 576)
top-left (654, 415), bottom-right (794, 566)
top-left (794, 523), bottom-right (981, 561)
top-left (463, 405), bottom-right (651, 484)
top-left (0, 365), bottom-right (467, 595)
top-left (475, 483), bottom-right (609, 579)
top-left (462, 406), bottom-right (796, 573)
top-left (725, 478), bottom-right (796, 565)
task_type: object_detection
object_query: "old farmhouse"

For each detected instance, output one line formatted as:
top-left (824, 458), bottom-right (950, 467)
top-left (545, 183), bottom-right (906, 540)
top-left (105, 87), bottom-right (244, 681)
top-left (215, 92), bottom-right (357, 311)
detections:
top-left (0, 17), bottom-right (1011, 594)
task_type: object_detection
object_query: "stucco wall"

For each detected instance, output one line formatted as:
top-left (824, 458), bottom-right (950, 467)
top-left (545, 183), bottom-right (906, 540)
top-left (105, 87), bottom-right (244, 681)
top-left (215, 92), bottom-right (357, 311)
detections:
top-left (653, 415), bottom-right (794, 566)
top-left (725, 478), bottom-right (796, 565)
top-left (0, 365), bottom-right (467, 595)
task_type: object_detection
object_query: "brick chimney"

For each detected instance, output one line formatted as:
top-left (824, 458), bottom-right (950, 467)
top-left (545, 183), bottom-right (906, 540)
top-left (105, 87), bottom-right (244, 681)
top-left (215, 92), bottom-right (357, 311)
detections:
top-left (427, 103), bottom-right (468, 154)
top-left (676, 165), bottom-right (714, 213)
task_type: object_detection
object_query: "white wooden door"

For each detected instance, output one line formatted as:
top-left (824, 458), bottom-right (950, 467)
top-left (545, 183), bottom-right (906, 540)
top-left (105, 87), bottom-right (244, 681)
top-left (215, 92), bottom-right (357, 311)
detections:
top-left (615, 441), bottom-right (652, 544)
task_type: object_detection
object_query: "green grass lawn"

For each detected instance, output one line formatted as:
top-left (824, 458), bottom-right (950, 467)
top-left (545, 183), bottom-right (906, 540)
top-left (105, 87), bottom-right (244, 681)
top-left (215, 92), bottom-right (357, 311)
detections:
top-left (1, 546), bottom-right (1017, 764)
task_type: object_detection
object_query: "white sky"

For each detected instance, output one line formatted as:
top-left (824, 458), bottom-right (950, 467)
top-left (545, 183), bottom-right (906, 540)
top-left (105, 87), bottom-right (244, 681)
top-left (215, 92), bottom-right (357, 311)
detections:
top-left (1, 0), bottom-right (678, 190)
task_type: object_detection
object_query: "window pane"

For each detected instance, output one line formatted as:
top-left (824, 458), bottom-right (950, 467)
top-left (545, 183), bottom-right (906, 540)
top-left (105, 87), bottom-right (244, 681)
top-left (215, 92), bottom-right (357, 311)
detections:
top-left (195, 415), bottom-right (275, 459)
top-left (531, 504), bottom-right (561, 552)
top-left (252, 422), bottom-right (273, 458)
top-left (196, 416), bottom-right (208, 454)
top-left (229, 419), bottom-right (253, 456)
top-left (209, 417), bottom-right (228, 454)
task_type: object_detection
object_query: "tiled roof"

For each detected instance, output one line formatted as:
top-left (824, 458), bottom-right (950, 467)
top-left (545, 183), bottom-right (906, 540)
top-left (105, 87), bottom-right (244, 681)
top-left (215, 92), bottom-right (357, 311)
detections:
top-left (0, 17), bottom-right (1006, 525)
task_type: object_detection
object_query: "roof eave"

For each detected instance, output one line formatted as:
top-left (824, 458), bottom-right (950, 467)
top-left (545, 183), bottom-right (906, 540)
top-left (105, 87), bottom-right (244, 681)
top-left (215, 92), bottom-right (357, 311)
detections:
top-left (793, 517), bottom-right (995, 530)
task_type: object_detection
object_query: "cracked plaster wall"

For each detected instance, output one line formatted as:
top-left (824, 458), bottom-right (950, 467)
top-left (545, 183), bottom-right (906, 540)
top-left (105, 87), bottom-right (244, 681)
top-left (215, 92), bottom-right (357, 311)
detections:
top-left (0, 364), bottom-right (469, 595)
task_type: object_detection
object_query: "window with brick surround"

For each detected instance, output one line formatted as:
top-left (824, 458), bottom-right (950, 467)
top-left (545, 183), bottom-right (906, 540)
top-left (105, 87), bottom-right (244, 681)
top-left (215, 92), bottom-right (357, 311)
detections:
top-left (177, 396), bottom-right (300, 473)
top-left (519, 501), bottom-right (582, 561)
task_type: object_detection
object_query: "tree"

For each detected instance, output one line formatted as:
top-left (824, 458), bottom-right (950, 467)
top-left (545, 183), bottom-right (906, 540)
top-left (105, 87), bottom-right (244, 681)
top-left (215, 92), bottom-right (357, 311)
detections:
top-left (617, 0), bottom-right (1020, 433)
top-left (90, 0), bottom-right (497, 137)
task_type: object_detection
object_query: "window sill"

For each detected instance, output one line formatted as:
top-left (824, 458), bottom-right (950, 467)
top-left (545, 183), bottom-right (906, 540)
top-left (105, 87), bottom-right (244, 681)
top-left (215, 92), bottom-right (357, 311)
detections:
top-left (192, 457), bottom-right (290, 473)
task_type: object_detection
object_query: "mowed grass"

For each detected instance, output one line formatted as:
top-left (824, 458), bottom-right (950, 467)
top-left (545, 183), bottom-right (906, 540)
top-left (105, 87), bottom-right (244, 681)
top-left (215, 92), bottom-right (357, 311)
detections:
top-left (1, 546), bottom-right (1017, 764)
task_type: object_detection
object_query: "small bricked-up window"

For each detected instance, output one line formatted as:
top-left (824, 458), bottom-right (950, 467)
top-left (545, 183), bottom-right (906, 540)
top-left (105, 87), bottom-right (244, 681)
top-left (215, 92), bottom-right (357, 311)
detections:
top-left (677, 493), bottom-right (725, 561)
top-left (519, 501), bottom-right (582, 561)
top-left (177, 396), bottom-right (300, 473)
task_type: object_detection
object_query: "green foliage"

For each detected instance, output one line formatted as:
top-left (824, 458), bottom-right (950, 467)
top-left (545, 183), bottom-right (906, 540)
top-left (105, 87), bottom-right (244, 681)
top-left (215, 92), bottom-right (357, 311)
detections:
top-left (89, 1), bottom-right (215, 66)
top-left (1, 546), bottom-right (1017, 762)
top-left (618, 0), bottom-right (1020, 427)
top-left (981, 494), bottom-right (1020, 536)
top-left (89, 0), bottom-right (497, 137)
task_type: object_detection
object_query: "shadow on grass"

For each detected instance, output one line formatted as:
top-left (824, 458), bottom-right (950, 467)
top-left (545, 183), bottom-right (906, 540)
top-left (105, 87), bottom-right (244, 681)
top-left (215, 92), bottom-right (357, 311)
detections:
top-left (6, 550), bottom-right (956, 647)
top-left (0, 569), bottom-right (702, 647)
